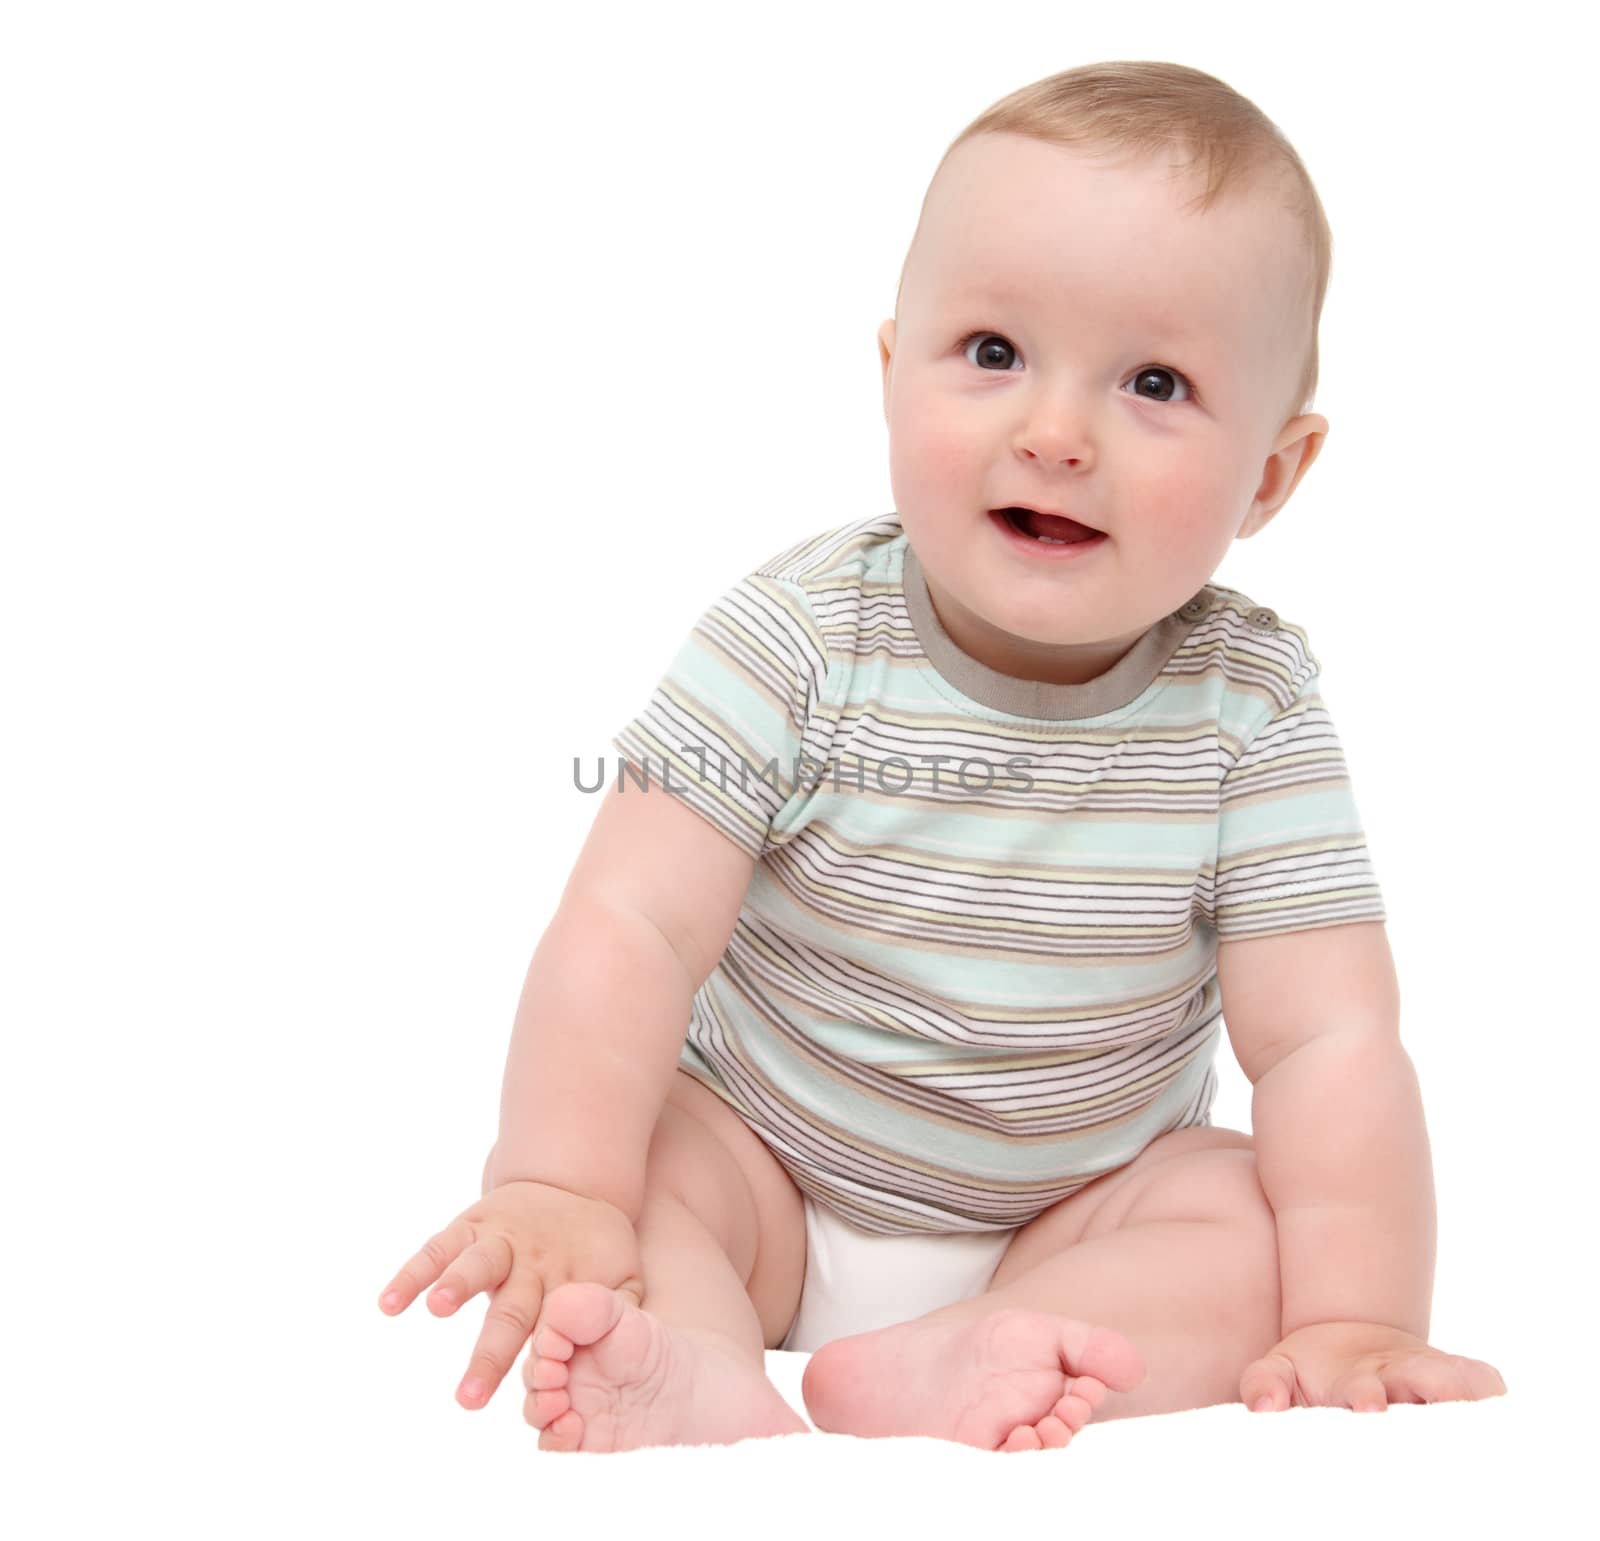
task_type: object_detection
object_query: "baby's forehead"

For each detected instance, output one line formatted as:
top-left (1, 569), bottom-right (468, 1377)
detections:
top-left (916, 135), bottom-right (1306, 321)
top-left (942, 258), bottom-right (1264, 334)
top-left (917, 174), bottom-right (1304, 346)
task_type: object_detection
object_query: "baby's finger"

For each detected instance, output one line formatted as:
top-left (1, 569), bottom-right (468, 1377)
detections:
top-left (377, 1219), bottom-right (474, 1314)
top-left (427, 1232), bottom-right (514, 1316)
top-left (456, 1272), bottom-right (545, 1409)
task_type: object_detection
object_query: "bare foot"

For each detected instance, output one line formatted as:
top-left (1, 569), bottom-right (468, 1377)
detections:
top-left (523, 1281), bottom-right (810, 1452)
top-left (800, 1305), bottom-right (1147, 1452)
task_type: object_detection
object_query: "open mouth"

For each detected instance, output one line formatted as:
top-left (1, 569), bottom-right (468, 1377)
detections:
top-left (991, 507), bottom-right (1106, 547)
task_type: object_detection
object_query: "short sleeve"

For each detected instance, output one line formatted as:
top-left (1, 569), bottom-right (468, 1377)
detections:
top-left (1202, 672), bottom-right (1387, 940)
top-left (610, 572), bottom-right (832, 860)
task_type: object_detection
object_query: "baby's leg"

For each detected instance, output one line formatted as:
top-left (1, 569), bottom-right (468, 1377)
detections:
top-left (635, 1070), bottom-right (809, 1354)
top-left (522, 1071), bottom-right (811, 1451)
top-left (623, 1121), bottom-right (781, 1362)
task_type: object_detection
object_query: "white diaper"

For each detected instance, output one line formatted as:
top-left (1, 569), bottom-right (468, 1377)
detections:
top-left (779, 1194), bottom-right (1015, 1352)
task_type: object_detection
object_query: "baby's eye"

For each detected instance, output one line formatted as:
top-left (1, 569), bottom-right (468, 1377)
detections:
top-left (959, 331), bottom-right (1022, 371)
top-left (958, 331), bottom-right (1196, 404)
top-left (1124, 366), bottom-right (1192, 404)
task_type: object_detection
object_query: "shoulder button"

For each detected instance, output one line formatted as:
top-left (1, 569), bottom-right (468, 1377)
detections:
top-left (1177, 595), bottom-right (1211, 622)
top-left (1246, 606), bottom-right (1279, 631)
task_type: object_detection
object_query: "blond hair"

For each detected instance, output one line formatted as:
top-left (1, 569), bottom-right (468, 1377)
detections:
top-left (900, 61), bottom-right (1331, 426)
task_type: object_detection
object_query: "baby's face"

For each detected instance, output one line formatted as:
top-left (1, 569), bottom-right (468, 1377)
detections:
top-left (880, 132), bottom-right (1327, 684)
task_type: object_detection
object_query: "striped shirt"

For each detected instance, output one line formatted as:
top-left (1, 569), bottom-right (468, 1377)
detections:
top-left (612, 512), bottom-right (1386, 1235)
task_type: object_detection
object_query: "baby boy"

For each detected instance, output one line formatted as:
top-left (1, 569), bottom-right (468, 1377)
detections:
top-left (378, 61), bottom-right (1507, 1452)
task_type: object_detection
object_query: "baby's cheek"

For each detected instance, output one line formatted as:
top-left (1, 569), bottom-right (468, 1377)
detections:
top-left (889, 410), bottom-right (975, 502)
top-left (1140, 469), bottom-right (1234, 549)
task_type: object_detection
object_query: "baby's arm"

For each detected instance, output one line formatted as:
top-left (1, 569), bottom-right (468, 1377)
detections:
top-left (488, 775), bottom-right (759, 1218)
top-left (380, 774), bottom-right (759, 1409)
top-left (1218, 921), bottom-right (1505, 1408)
top-left (1218, 920), bottom-right (1429, 1337)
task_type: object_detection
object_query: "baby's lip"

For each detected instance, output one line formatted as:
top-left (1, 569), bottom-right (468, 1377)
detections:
top-left (991, 503), bottom-right (1106, 535)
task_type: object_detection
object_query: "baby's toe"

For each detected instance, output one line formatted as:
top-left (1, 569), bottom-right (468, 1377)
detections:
top-left (532, 1323), bottom-right (574, 1361)
top-left (526, 1386), bottom-right (570, 1430)
top-left (538, 1409), bottom-right (584, 1452)
top-left (1034, 1415), bottom-right (1072, 1450)
top-left (1053, 1375), bottom-right (1106, 1433)
top-left (538, 1281), bottom-right (625, 1347)
top-left (1001, 1423), bottom-right (1044, 1452)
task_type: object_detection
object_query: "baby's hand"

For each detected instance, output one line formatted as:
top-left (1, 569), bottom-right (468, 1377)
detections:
top-left (1240, 1321), bottom-right (1507, 1412)
top-left (377, 1181), bottom-right (644, 1409)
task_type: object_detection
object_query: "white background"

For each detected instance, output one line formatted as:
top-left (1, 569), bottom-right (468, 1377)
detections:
top-left (4, 1), bottom-right (1593, 1532)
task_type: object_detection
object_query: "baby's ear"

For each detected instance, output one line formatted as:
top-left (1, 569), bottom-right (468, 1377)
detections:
top-left (878, 319), bottom-right (897, 415)
top-left (1235, 505), bottom-right (1279, 540)
top-left (1239, 416), bottom-right (1330, 538)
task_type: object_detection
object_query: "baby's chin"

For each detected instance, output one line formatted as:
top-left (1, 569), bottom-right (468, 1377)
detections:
top-left (961, 585), bottom-right (1169, 669)
top-left (955, 584), bottom-right (1122, 649)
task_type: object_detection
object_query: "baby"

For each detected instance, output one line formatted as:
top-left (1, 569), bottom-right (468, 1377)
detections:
top-left (378, 60), bottom-right (1507, 1452)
